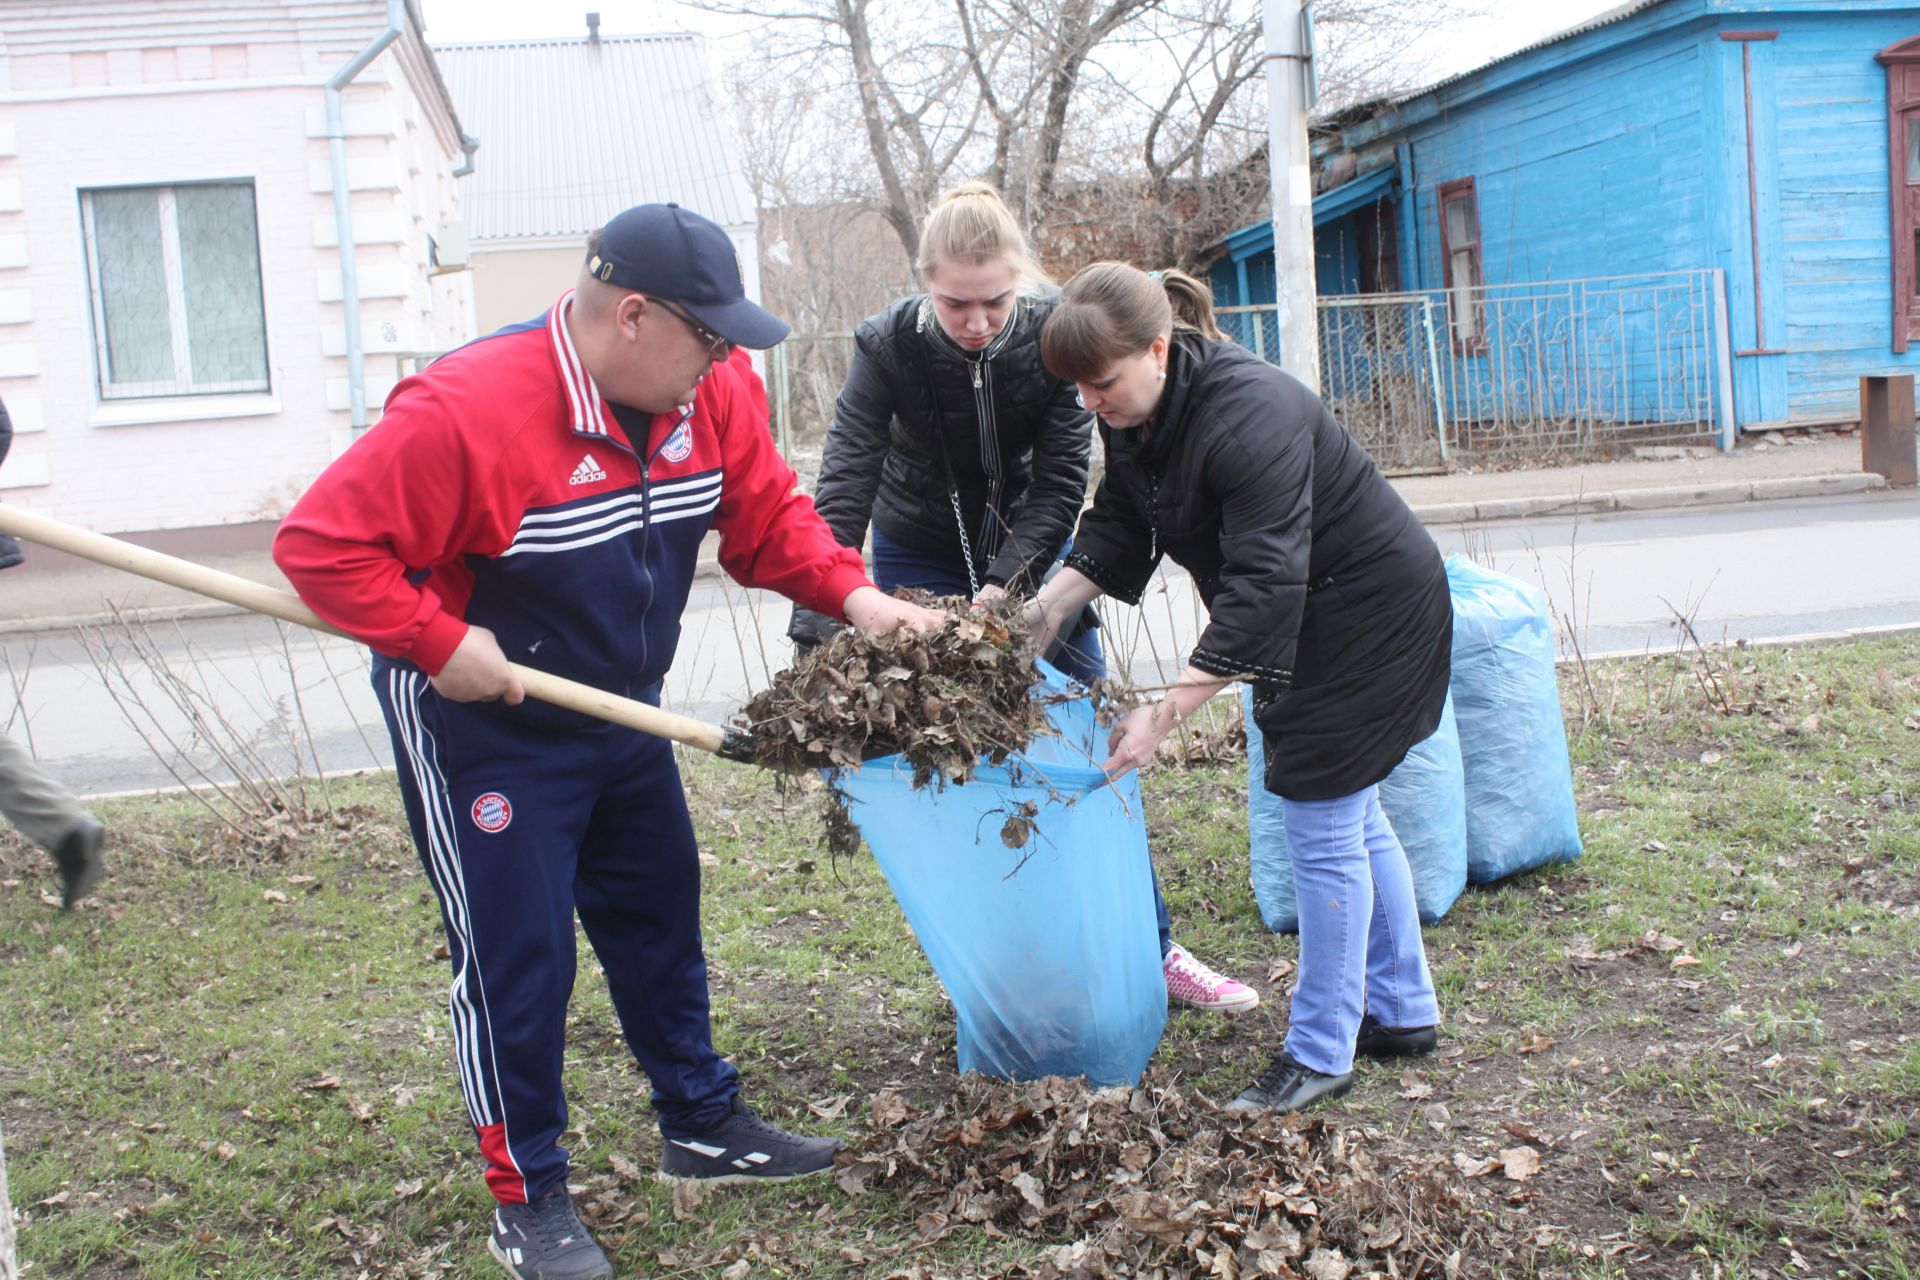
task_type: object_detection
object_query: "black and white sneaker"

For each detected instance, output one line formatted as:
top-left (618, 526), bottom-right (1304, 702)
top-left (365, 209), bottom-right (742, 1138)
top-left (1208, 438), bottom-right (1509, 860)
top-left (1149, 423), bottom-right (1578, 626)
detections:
top-left (487, 1191), bottom-right (613, 1280)
top-left (1224, 1051), bottom-right (1353, 1114)
top-left (657, 1095), bottom-right (844, 1185)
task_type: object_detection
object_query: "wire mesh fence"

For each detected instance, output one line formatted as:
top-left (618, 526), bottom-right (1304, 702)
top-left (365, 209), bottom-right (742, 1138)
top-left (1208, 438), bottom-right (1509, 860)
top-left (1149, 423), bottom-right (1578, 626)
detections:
top-left (1221, 269), bottom-right (1733, 467)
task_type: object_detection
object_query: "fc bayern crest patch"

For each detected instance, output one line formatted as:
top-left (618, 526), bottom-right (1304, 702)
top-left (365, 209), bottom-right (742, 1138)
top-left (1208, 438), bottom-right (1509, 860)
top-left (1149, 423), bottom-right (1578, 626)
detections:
top-left (471, 792), bottom-right (513, 833)
top-left (661, 419), bottom-right (694, 463)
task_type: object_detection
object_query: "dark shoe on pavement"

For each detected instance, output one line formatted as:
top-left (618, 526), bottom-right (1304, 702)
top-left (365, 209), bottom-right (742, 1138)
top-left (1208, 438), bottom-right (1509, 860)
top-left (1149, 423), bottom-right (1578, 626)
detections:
top-left (657, 1095), bottom-right (844, 1184)
top-left (487, 1191), bottom-right (613, 1280)
top-left (1355, 1012), bottom-right (1438, 1059)
top-left (53, 817), bottom-right (105, 909)
top-left (1225, 1051), bottom-right (1353, 1114)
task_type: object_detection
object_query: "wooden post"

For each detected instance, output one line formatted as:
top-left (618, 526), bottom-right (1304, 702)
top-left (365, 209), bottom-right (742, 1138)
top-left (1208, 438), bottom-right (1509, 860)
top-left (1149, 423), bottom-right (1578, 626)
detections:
top-left (1861, 374), bottom-right (1918, 486)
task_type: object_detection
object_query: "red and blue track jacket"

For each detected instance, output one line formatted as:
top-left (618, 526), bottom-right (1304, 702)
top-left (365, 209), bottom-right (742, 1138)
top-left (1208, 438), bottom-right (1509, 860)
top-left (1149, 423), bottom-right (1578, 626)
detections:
top-left (275, 291), bottom-right (870, 715)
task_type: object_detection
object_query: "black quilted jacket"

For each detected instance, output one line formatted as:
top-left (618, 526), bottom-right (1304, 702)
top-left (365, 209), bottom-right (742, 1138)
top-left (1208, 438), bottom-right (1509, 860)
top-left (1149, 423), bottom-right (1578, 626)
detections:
top-left (1067, 332), bottom-right (1452, 800)
top-left (811, 292), bottom-right (1094, 594)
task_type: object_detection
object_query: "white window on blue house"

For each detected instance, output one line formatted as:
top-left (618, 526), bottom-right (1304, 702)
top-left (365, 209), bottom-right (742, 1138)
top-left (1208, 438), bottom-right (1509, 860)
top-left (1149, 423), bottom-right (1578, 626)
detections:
top-left (1437, 177), bottom-right (1487, 354)
top-left (80, 182), bottom-right (270, 400)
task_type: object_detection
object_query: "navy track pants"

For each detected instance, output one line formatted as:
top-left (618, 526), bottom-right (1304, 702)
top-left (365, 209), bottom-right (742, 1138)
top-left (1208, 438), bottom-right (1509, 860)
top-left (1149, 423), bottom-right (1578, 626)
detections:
top-left (374, 659), bottom-right (738, 1204)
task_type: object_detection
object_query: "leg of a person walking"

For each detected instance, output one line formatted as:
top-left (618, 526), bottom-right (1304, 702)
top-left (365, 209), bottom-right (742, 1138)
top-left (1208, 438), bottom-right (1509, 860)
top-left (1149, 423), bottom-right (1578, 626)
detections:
top-left (1280, 788), bottom-right (1374, 1077)
top-left (0, 731), bottom-right (89, 851)
top-left (1360, 792), bottom-right (1438, 1032)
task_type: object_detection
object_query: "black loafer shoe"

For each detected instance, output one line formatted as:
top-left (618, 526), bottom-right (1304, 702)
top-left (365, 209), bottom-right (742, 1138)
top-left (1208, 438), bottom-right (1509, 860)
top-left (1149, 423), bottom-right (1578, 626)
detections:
top-left (53, 817), bottom-right (106, 909)
top-left (1355, 1013), bottom-right (1437, 1059)
top-left (1224, 1051), bottom-right (1353, 1114)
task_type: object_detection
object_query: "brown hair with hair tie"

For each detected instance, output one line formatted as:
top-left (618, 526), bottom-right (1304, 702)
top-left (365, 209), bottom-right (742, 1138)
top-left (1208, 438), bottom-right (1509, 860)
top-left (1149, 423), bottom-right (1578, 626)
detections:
top-left (1039, 262), bottom-right (1224, 383)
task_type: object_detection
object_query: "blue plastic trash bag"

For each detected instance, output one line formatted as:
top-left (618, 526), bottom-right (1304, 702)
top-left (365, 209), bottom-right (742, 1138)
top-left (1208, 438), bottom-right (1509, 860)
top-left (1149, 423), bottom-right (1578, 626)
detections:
top-left (1444, 555), bottom-right (1584, 882)
top-left (1244, 687), bottom-right (1468, 930)
top-left (834, 661), bottom-right (1166, 1086)
top-left (1242, 685), bottom-right (1299, 933)
top-left (1376, 694), bottom-right (1468, 922)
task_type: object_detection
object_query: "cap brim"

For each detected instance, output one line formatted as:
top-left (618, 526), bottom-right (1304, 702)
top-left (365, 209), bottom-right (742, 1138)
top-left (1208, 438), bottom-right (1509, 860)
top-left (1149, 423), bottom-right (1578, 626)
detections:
top-left (682, 296), bottom-right (791, 350)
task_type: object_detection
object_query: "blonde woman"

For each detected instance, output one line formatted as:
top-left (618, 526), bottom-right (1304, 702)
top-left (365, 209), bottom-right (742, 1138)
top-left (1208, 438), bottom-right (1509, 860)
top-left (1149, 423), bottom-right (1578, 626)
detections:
top-left (798, 186), bottom-right (1257, 1016)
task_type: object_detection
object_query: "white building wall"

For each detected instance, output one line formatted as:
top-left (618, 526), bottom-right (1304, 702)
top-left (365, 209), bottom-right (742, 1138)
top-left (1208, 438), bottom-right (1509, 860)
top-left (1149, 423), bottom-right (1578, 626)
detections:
top-left (0, 1), bottom-right (474, 536)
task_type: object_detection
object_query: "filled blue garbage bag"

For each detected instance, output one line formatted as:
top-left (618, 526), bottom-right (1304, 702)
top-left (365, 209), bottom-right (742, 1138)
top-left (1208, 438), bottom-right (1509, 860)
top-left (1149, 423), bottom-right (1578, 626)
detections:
top-left (1243, 686), bottom-right (1468, 931)
top-left (834, 661), bottom-right (1166, 1086)
top-left (1377, 694), bottom-right (1468, 921)
top-left (1242, 684), bottom-right (1299, 933)
top-left (1444, 555), bottom-right (1584, 882)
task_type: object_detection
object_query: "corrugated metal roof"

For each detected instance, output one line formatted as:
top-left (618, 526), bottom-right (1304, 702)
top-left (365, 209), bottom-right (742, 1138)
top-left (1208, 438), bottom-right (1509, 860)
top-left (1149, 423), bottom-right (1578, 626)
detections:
top-left (433, 34), bottom-right (753, 241)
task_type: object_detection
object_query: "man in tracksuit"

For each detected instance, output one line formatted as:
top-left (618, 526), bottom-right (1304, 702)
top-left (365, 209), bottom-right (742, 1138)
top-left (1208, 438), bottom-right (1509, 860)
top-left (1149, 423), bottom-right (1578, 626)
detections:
top-left (275, 203), bottom-right (942, 1280)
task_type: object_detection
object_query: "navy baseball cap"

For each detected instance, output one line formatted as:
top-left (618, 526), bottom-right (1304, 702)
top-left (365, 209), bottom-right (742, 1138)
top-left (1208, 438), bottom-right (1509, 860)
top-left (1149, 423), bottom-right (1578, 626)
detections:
top-left (585, 203), bottom-right (791, 349)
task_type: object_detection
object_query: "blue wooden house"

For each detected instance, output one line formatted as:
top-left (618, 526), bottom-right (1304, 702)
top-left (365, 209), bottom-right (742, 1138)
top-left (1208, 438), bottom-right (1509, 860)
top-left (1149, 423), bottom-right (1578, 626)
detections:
top-left (1212, 0), bottom-right (1920, 465)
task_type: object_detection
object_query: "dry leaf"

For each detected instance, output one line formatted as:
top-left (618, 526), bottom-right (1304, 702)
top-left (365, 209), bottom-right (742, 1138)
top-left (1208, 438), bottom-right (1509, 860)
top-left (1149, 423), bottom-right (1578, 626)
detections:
top-left (608, 1153), bottom-right (644, 1184)
top-left (1267, 957), bottom-right (1297, 984)
top-left (1500, 1146), bottom-right (1543, 1181)
top-left (870, 1089), bottom-right (911, 1129)
top-left (1670, 953), bottom-right (1701, 970)
top-left (807, 1095), bottom-right (850, 1121)
top-left (1638, 930), bottom-right (1685, 953)
top-left (261, 889), bottom-right (289, 904)
top-left (392, 1178), bottom-right (425, 1199)
top-left (722, 1262), bottom-right (751, 1280)
top-left (1302, 1249), bottom-right (1351, 1280)
top-left (1517, 1034), bottom-right (1555, 1055)
top-left (215, 1141), bottom-right (237, 1162)
top-left (1453, 1153), bottom-right (1498, 1177)
top-left (306, 1074), bottom-right (343, 1091)
top-left (1500, 1120), bottom-right (1547, 1146)
top-left (1699, 750), bottom-right (1722, 765)
top-left (671, 1178), bottom-right (708, 1221)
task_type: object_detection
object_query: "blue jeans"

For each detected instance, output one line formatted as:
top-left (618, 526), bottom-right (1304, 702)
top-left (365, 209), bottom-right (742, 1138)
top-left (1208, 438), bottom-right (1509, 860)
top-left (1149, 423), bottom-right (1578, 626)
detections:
top-left (1280, 786), bottom-right (1437, 1075)
top-left (869, 528), bottom-right (1170, 956)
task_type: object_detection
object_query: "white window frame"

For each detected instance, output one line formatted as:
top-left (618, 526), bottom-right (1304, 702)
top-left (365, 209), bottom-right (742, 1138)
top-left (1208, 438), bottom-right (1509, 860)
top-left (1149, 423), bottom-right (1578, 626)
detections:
top-left (79, 182), bottom-right (271, 400)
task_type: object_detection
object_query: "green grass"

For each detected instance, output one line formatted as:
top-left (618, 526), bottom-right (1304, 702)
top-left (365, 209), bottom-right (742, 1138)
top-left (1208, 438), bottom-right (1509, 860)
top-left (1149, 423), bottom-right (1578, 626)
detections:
top-left (3, 635), bottom-right (1918, 1277)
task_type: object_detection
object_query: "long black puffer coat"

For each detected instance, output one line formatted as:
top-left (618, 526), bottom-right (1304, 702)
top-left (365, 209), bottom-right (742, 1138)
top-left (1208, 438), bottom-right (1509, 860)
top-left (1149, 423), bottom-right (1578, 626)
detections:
top-left (809, 292), bottom-right (1094, 592)
top-left (1066, 332), bottom-right (1451, 801)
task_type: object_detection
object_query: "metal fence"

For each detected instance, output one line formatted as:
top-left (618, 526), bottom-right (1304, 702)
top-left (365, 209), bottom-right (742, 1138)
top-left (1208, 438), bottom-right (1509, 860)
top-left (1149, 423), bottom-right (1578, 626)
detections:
top-left (1221, 268), bottom-right (1735, 467)
top-left (766, 332), bottom-right (856, 460)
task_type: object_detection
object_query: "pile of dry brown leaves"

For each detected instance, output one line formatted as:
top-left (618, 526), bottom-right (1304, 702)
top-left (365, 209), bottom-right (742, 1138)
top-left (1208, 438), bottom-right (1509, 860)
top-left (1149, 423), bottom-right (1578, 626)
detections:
top-left (740, 595), bottom-right (1050, 786)
top-left (835, 1072), bottom-right (1481, 1279)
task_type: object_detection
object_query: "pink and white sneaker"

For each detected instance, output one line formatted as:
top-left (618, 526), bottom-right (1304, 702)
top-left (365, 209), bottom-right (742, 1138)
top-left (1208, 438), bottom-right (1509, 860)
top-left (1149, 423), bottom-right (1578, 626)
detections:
top-left (1163, 942), bottom-right (1260, 1014)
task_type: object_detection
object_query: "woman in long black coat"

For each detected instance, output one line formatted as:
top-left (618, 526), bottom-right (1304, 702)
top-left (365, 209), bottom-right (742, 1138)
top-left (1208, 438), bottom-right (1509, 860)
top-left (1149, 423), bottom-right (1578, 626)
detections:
top-left (1027, 263), bottom-right (1451, 1111)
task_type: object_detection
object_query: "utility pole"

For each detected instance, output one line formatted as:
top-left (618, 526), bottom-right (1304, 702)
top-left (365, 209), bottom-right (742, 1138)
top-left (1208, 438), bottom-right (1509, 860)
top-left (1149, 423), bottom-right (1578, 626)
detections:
top-left (1263, 0), bottom-right (1320, 391)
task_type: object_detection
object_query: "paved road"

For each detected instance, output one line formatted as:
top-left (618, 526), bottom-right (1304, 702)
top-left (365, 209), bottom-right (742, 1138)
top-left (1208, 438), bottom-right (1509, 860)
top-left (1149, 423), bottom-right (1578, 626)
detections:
top-left (7, 490), bottom-right (1918, 798)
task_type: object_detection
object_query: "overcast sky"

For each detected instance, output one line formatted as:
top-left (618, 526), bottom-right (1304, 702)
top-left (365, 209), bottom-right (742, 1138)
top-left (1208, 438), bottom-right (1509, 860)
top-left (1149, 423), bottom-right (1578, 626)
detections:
top-left (419, 0), bottom-right (1632, 87)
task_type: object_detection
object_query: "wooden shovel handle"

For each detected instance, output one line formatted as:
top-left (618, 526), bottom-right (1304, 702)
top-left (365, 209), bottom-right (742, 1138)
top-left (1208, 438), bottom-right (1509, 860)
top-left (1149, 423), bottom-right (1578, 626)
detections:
top-left (0, 503), bottom-right (737, 756)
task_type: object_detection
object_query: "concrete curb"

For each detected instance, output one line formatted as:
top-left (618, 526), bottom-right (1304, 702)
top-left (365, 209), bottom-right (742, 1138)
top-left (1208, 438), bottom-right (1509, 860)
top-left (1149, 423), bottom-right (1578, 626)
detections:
top-left (0, 472), bottom-right (1890, 637)
top-left (1409, 471), bottom-right (1885, 526)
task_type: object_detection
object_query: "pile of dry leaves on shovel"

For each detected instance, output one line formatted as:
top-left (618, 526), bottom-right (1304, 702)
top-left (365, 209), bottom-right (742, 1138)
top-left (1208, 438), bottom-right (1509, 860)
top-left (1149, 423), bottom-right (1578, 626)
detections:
top-left (832, 1072), bottom-right (1486, 1279)
top-left (739, 595), bottom-right (1052, 786)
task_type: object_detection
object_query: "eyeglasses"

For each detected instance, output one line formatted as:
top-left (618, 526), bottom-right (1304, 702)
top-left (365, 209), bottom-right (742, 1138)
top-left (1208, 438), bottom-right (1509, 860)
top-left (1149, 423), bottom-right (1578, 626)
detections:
top-left (646, 295), bottom-right (732, 360)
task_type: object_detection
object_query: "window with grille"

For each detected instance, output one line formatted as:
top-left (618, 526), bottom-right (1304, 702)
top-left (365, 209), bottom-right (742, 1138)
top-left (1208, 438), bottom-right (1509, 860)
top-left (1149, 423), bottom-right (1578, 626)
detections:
top-left (80, 182), bottom-right (270, 399)
top-left (1437, 177), bottom-right (1487, 354)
